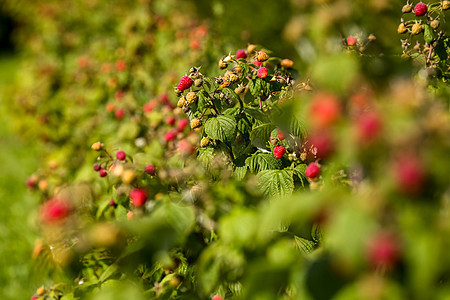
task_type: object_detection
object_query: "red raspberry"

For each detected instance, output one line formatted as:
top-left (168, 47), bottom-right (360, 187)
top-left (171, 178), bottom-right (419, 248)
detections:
top-left (26, 176), bottom-right (38, 188)
top-left (130, 188), bottom-right (147, 207)
top-left (356, 111), bottom-right (383, 144)
top-left (109, 199), bottom-right (117, 207)
top-left (178, 76), bottom-right (193, 92)
top-left (99, 168), bottom-right (108, 177)
top-left (305, 163), bottom-right (321, 179)
top-left (115, 108), bottom-right (125, 120)
top-left (212, 296), bottom-right (223, 300)
top-left (93, 163), bottom-right (101, 172)
top-left (106, 103), bottom-right (115, 113)
top-left (40, 198), bottom-right (72, 224)
top-left (145, 164), bottom-right (155, 175)
top-left (116, 150), bottom-right (126, 161)
top-left (309, 93), bottom-right (341, 129)
top-left (166, 116), bottom-right (176, 126)
top-left (160, 93), bottom-right (170, 104)
top-left (277, 129), bottom-right (285, 140)
top-left (177, 119), bottom-right (189, 131)
top-left (367, 231), bottom-right (400, 268)
top-left (252, 60), bottom-right (262, 67)
top-left (414, 2), bottom-right (427, 16)
top-left (347, 36), bottom-right (357, 46)
top-left (257, 67), bottom-right (268, 79)
top-left (115, 60), bottom-right (126, 71)
top-left (164, 130), bottom-right (177, 142)
top-left (236, 49), bottom-right (247, 59)
top-left (273, 145), bottom-right (286, 159)
top-left (115, 90), bottom-right (124, 100)
top-left (393, 154), bottom-right (425, 195)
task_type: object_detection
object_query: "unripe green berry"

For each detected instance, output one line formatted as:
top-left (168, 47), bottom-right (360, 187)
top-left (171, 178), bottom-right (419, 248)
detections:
top-left (430, 19), bottom-right (440, 29)
top-left (402, 4), bottom-right (412, 13)
top-left (194, 78), bottom-right (203, 87)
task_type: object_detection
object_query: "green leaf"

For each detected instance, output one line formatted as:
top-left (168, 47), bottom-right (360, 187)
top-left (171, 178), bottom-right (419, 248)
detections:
top-left (204, 115), bottom-right (237, 143)
top-left (197, 147), bottom-right (215, 168)
top-left (99, 264), bottom-right (119, 283)
top-left (244, 107), bottom-right (270, 123)
top-left (203, 77), bottom-right (217, 94)
top-left (222, 88), bottom-right (240, 106)
top-left (248, 78), bottom-right (262, 97)
top-left (293, 164), bottom-right (308, 186)
top-left (435, 39), bottom-right (448, 61)
top-left (423, 24), bottom-right (434, 44)
top-left (258, 169), bottom-right (294, 197)
top-left (197, 90), bottom-right (210, 112)
top-left (290, 118), bottom-right (307, 140)
top-left (294, 236), bottom-right (316, 254)
top-left (245, 152), bottom-right (283, 173)
top-left (250, 123), bottom-right (276, 148)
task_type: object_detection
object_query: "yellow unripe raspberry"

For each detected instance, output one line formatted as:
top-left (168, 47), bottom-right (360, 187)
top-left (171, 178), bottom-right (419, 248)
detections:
top-left (36, 286), bottom-right (45, 296)
top-left (177, 96), bottom-right (186, 108)
top-left (443, 1), bottom-right (449, 10)
top-left (190, 118), bottom-right (202, 129)
top-left (257, 51), bottom-right (269, 62)
top-left (281, 59), bottom-right (294, 68)
top-left (411, 23), bottom-right (423, 35)
top-left (186, 92), bottom-right (198, 104)
top-left (397, 23), bottom-right (407, 34)
top-left (121, 169), bottom-right (136, 184)
top-left (91, 141), bottom-right (103, 151)
top-left (200, 137), bottom-right (210, 147)
top-left (247, 44), bottom-right (256, 55)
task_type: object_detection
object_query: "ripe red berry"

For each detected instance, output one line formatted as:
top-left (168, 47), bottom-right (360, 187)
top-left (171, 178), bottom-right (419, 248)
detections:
top-left (305, 163), bottom-right (321, 179)
top-left (356, 112), bottom-right (383, 144)
top-left (130, 188), bottom-right (147, 207)
top-left (106, 103), bottom-right (115, 113)
top-left (252, 60), bottom-right (262, 67)
top-left (40, 198), bottom-right (72, 224)
top-left (26, 176), bottom-right (38, 188)
top-left (115, 90), bottom-right (124, 100)
top-left (273, 145), bottom-right (286, 159)
top-left (164, 130), bottom-right (177, 142)
top-left (145, 164), bottom-right (155, 175)
top-left (309, 93), bottom-right (341, 129)
top-left (236, 49), bottom-right (247, 59)
top-left (115, 108), bottom-right (125, 120)
top-left (367, 232), bottom-right (400, 268)
top-left (277, 129), bottom-right (285, 140)
top-left (414, 2), bottom-right (427, 16)
top-left (393, 154), bottom-right (425, 195)
top-left (116, 150), bottom-right (126, 161)
top-left (347, 36), bottom-right (357, 46)
top-left (212, 296), bottom-right (223, 300)
top-left (115, 60), bottom-right (126, 71)
top-left (109, 199), bottom-right (117, 207)
top-left (177, 119), bottom-right (188, 131)
top-left (93, 163), bottom-right (101, 172)
top-left (178, 76), bottom-right (193, 92)
top-left (166, 116), bottom-right (176, 126)
top-left (99, 168), bottom-right (108, 177)
top-left (160, 93), bottom-right (170, 104)
top-left (257, 67), bottom-right (268, 79)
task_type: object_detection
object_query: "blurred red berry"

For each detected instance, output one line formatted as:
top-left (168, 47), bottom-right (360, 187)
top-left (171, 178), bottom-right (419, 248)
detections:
top-left (77, 56), bottom-right (89, 68)
top-left (99, 168), bottom-right (108, 177)
top-left (145, 164), bottom-right (155, 175)
top-left (347, 36), bottom-right (357, 46)
top-left (212, 296), bottom-right (223, 300)
top-left (356, 111), bottom-right (383, 144)
top-left (414, 2), bottom-right (427, 16)
top-left (164, 130), bottom-right (177, 142)
top-left (115, 60), bottom-right (126, 71)
top-left (160, 93), bottom-right (170, 104)
top-left (178, 76), bottom-right (193, 92)
top-left (115, 108), bottom-right (125, 120)
top-left (252, 60), bottom-right (262, 67)
top-left (26, 176), bottom-right (38, 188)
top-left (257, 67), bottom-right (268, 79)
top-left (31, 296), bottom-right (39, 300)
top-left (236, 49), bottom-right (247, 59)
top-left (190, 39), bottom-right (200, 50)
top-left (106, 103), bottom-right (115, 113)
top-left (109, 199), bottom-right (117, 207)
top-left (277, 129), bottom-right (285, 140)
top-left (309, 93), bottom-right (341, 129)
top-left (130, 188), bottom-right (147, 207)
top-left (306, 132), bottom-right (335, 160)
top-left (167, 116), bottom-right (176, 126)
top-left (367, 231), bottom-right (401, 268)
top-left (305, 163), bottom-right (321, 179)
top-left (177, 119), bottom-right (189, 131)
top-left (273, 145), bottom-right (286, 159)
top-left (115, 90), bottom-right (124, 100)
top-left (93, 163), bottom-right (101, 172)
top-left (393, 154), bottom-right (425, 195)
top-left (116, 150), bottom-right (126, 161)
top-left (40, 198), bottom-right (72, 224)
top-left (178, 139), bottom-right (195, 156)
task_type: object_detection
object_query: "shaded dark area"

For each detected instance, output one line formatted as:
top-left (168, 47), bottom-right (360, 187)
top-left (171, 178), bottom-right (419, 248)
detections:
top-left (0, 6), bottom-right (15, 52)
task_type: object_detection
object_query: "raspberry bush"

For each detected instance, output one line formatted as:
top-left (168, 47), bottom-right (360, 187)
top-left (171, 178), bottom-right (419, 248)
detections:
top-left (0, 0), bottom-right (449, 300)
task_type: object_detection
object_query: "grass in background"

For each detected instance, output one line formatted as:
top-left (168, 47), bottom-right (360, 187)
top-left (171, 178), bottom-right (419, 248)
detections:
top-left (0, 53), bottom-right (41, 299)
